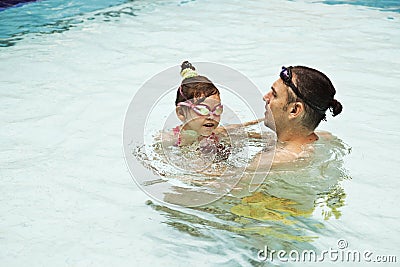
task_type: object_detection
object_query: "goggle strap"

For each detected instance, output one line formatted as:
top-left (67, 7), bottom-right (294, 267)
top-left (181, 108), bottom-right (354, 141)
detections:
top-left (281, 66), bottom-right (327, 115)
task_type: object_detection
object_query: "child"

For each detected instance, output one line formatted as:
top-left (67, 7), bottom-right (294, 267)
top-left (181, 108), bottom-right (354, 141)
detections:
top-left (162, 61), bottom-right (262, 162)
top-left (173, 61), bottom-right (223, 147)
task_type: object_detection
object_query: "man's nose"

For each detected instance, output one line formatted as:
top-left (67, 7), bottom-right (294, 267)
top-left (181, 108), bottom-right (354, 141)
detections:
top-left (263, 92), bottom-right (270, 104)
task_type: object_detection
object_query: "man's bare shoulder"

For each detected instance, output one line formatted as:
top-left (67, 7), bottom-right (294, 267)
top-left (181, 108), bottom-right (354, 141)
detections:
top-left (316, 130), bottom-right (334, 140)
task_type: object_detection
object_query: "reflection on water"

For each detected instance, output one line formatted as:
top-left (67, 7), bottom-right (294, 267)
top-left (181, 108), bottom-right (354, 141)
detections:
top-left (2, 0), bottom-right (398, 47)
top-left (0, 0), bottom-right (164, 47)
top-left (319, 0), bottom-right (400, 13)
top-left (138, 132), bottom-right (350, 264)
top-left (133, 126), bottom-right (275, 206)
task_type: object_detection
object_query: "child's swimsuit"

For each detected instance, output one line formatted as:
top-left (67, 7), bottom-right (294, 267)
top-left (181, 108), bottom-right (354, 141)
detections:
top-left (173, 126), bottom-right (230, 161)
top-left (172, 126), bottom-right (182, 146)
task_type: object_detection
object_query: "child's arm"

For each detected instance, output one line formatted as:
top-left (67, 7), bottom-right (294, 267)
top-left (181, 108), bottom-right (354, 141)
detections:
top-left (178, 130), bottom-right (199, 146)
top-left (158, 131), bottom-right (176, 147)
top-left (159, 128), bottom-right (200, 147)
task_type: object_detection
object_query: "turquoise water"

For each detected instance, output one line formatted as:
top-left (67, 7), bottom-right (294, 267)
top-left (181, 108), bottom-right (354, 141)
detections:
top-left (1, 0), bottom-right (399, 266)
top-left (0, 0), bottom-right (134, 46)
top-left (1, 0), bottom-right (399, 46)
top-left (321, 0), bottom-right (400, 12)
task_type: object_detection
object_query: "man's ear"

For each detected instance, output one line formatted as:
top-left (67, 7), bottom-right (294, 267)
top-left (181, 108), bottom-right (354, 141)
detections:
top-left (176, 106), bottom-right (186, 122)
top-left (289, 102), bottom-right (304, 119)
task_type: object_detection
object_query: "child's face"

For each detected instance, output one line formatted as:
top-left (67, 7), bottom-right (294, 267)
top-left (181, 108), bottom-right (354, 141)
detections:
top-left (178, 94), bottom-right (222, 137)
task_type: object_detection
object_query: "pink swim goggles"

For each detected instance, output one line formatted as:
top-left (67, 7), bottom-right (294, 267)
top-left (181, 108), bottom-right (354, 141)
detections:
top-left (177, 101), bottom-right (223, 116)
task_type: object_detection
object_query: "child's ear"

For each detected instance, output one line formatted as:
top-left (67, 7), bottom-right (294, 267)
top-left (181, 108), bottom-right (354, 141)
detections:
top-left (176, 106), bottom-right (186, 122)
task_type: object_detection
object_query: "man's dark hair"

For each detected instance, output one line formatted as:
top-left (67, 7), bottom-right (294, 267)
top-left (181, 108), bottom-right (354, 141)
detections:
top-left (287, 66), bottom-right (342, 130)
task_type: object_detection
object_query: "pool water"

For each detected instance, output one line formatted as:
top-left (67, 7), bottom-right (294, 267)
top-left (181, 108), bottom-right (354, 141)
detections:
top-left (1, 0), bottom-right (399, 266)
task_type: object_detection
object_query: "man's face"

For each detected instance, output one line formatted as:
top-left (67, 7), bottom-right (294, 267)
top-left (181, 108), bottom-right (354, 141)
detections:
top-left (263, 78), bottom-right (291, 132)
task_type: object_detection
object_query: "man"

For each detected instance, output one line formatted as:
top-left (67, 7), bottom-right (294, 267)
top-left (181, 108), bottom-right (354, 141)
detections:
top-left (231, 66), bottom-right (344, 206)
top-left (255, 66), bottom-right (343, 166)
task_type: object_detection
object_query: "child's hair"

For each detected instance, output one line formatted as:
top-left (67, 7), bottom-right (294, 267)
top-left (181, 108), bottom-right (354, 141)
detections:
top-left (175, 61), bottom-right (220, 106)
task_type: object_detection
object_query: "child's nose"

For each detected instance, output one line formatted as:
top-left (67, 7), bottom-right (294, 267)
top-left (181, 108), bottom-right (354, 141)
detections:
top-left (207, 113), bottom-right (216, 120)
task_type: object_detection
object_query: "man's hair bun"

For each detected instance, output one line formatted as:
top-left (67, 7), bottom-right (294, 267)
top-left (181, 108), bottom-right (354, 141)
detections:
top-left (330, 99), bottom-right (342, 117)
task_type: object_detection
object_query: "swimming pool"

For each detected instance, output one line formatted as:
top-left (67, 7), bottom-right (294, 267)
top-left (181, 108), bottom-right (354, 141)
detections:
top-left (1, 0), bottom-right (399, 266)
